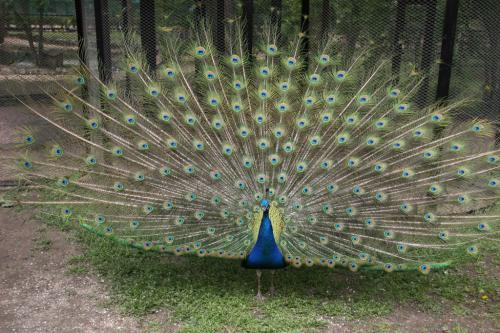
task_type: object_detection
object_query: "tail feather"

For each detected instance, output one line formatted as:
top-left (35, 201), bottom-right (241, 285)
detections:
top-left (3, 21), bottom-right (498, 272)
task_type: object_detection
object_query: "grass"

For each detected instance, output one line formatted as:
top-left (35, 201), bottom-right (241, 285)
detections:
top-left (32, 229), bottom-right (53, 252)
top-left (36, 210), bottom-right (499, 333)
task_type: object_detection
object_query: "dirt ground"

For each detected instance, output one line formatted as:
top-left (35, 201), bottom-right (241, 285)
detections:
top-left (0, 209), bottom-right (176, 333)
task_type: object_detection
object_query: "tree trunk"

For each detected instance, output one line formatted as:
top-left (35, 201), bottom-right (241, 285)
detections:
top-left (37, 5), bottom-right (44, 57)
top-left (17, 0), bottom-right (39, 65)
top-left (0, 1), bottom-right (6, 44)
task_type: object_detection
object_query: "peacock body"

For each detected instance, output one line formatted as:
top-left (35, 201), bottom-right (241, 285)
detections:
top-left (3, 21), bottom-right (499, 284)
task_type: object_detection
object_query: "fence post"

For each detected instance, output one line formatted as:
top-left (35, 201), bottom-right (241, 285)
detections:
top-left (301, 0), bottom-right (310, 70)
top-left (391, 0), bottom-right (407, 81)
top-left (74, 0), bottom-right (87, 64)
top-left (93, 0), bottom-right (112, 82)
top-left (121, 0), bottom-right (132, 95)
top-left (436, 0), bottom-right (460, 101)
top-left (214, 0), bottom-right (225, 53)
top-left (140, 0), bottom-right (157, 75)
top-left (417, 0), bottom-right (437, 106)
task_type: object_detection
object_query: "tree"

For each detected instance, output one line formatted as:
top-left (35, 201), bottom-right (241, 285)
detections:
top-left (7, 0), bottom-right (49, 66)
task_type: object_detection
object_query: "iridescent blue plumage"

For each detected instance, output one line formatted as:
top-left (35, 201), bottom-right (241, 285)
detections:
top-left (243, 208), bottom-right (286, 269)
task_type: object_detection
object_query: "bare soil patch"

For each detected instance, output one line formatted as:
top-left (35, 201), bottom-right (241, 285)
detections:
top-left (0, 210), bottom-right (176, 333)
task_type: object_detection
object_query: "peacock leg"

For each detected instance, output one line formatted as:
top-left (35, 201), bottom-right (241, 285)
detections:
top-left (255, 270), bottom-right (263, 300)
top-left (269, 270), bottom-right (276, 296)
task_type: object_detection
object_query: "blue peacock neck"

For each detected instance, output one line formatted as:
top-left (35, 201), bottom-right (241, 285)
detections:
top-left (242, 207), bottom-right (286, 269)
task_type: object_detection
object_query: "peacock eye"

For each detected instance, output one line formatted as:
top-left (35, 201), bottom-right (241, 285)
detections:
top-left (195, 47), bottom-right (206, 56)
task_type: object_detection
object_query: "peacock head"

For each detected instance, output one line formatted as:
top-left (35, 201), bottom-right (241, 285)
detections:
top-left (260, 199), bottom-right (270, 210)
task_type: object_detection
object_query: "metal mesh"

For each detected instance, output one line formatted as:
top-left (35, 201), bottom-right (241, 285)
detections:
top-left (0, 0), bottom-right (498, 116)
top-left (0, 0), bottom-right (78, 102)
top-left (451, 0), bottom-right (499, 120)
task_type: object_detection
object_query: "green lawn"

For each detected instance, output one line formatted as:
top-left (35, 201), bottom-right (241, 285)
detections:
top-left (42, 208), bottom-right (499, 333)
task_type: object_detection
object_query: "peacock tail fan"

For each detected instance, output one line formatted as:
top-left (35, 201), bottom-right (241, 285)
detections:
top-left (2, 20), bottom-right (499, 274)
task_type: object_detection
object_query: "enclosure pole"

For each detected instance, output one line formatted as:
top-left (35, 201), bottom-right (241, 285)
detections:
top-left (74, 0), bottom-right (87, 65)
top-left (417, 0), bottom-right (437, 106)
top-left (121, 0), bottom-right (132, 96)
top-left (140, 0), bottom-right (157, 75)
top-left (436, 0), bottom-right (460, 101)
top-left (214, 0), bottom-right (225, 53)
top-left (194, 0), bottom-right (206, 28)
top-left (391, 0), bottom-right (407, 81)
top-left (0, 1), bottom-right (5, 44)
top-left (242, 0), bottom-right (253, 59)
top-left (75, 0), bottom-right (91, 146)
top-left (301, 0), bottom-right (310, 70)
top-left (93, 0), bottom-right (112, 82)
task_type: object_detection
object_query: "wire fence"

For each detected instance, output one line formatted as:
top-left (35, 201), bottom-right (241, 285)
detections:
top-left (0, 0), bottom-right (498, 118)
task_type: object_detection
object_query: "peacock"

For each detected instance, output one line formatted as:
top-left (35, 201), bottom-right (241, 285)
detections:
top-left (2, 20), bottom-right (499, 300)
